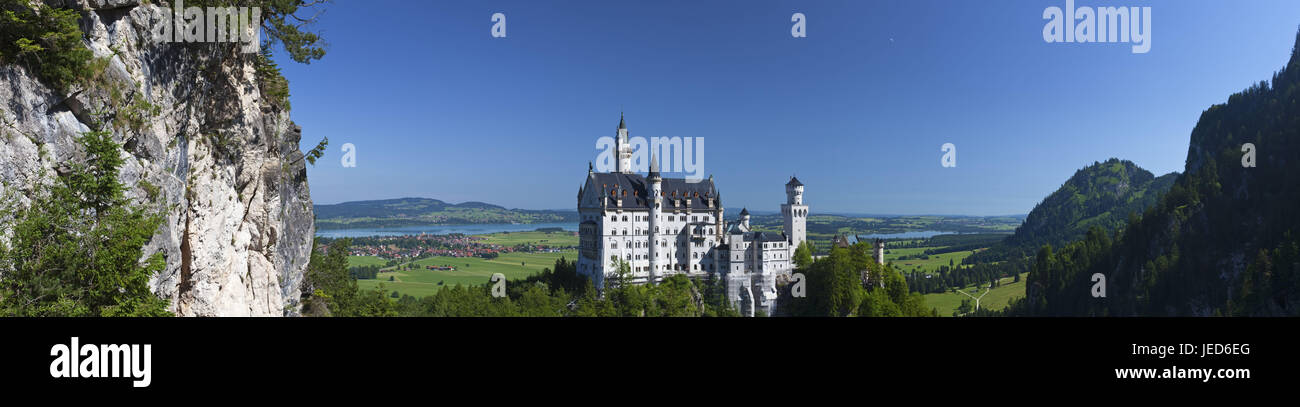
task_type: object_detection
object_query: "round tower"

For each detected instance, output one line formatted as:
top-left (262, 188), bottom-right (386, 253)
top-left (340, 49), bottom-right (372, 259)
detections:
top-left (785, 176), bottom-right (804, 205)
top-left (782, 176), bottom-right (808, 252)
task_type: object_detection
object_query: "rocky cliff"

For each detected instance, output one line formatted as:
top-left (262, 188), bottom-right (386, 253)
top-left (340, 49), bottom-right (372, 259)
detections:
top-left (0, 0), bottom-right (315, 316)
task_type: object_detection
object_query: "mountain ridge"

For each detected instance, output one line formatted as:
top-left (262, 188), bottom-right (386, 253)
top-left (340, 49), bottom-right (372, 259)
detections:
top-left (1018, 28), bottom-right (1300, 316)
top-left (314, 197), bottom-right (578, 229)
top-left (966, 158), bottom-right (1177, 264)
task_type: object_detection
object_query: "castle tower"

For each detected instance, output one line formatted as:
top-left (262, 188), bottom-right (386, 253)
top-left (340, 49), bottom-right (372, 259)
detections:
top-left (781, 176), bottom-right (807, 251)
top-left (647, 152), bottom-right (662, 285)
top-left (739, 207), bottom-right (750, 230)
top-left (615, 113), bottom-right (633, 173)
top-left (873, 239), bottom-right (885, 265)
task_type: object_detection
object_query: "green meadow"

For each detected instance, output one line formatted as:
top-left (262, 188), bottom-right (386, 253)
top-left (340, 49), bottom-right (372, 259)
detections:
top-left (350, 239), bottom-right (577, 298)
top-left (922, 273), bottom-right (1027, 317)
top-left (475, 230), bottom-right (578, 246)
top-left (885, 247), bottom-right (982, 275)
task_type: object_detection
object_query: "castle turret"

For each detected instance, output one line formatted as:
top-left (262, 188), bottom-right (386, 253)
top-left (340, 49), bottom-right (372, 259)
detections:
top-left (615, 113), bottom-right (633, 173)
top-left (647, 152), bottom-right (662, 285)
top-left (782, 176), bottom-right (808, 252)
top-left (739, 207), bottom-right (750, 230)
top-left (873, 239), bottom-right (885, 265)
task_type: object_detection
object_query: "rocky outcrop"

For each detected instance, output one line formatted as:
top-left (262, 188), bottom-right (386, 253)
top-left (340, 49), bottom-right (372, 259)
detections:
top-left (0, 1), bottom-right (314, 316)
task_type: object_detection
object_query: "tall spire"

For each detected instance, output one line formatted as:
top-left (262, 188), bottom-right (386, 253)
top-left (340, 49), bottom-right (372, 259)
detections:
top-left (618, 111), bottom-right (626, 130)
top-left (648, 151), bottom-right (661, 181)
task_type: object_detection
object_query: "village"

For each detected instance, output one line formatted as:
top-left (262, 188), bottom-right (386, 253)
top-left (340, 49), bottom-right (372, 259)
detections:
top-left (333, 232), bottom-right (578, 264)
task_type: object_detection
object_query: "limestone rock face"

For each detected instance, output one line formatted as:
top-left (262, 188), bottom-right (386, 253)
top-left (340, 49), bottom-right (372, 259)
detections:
top-left (0, 2), bottom-right (315, 316)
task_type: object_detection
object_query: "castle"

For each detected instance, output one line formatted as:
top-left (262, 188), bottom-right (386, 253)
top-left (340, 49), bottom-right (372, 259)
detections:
top-left (576, 115), bottom-right (806, 316)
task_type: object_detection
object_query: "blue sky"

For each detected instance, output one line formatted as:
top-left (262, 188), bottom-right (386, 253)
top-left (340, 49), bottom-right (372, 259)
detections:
top-left (279, 0), bottom-right (1300, 215)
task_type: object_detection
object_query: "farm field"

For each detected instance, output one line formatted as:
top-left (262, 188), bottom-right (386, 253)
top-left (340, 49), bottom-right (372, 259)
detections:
top-left (351, 243), bottom-right (576, 299)
top-left (923, 273), bottom-right (1027, 316)
top-left (886, 248), bottom-right (982, 275)
top-left (475, 230), bottom-right (578, 246)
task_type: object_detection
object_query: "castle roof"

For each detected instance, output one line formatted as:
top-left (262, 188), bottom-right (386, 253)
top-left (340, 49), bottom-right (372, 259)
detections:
top-left (581, 172), bottom-right (719, 210)
top-left (618, 113), bottom-right (626, 130)
top-left (786, 176), bottom-right (803, 187)
top-left (744, 231), bottom-right (787, 242)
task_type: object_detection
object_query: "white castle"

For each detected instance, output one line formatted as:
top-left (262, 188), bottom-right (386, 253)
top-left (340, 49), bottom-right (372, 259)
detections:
top-left (576, 115), bottom-right (807, 316)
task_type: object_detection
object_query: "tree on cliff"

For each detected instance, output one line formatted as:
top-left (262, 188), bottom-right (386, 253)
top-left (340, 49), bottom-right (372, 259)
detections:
top-left (300, 238), bottom-right (396, 317)
top-left (0, 131), bottom-right (172, 316)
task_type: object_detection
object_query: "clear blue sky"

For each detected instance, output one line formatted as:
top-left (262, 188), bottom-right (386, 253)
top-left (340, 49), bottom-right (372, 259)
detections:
top-left (279, 0), bottom-right (1300, 215)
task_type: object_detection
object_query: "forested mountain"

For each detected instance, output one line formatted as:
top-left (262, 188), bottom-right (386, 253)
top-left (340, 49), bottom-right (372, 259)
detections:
top-left (967, 159), bottom-right (1176, 264)
top-left (314, 198), bottom-right (578, 229)
top-left (1013, 29), bottom-right (1300, 316)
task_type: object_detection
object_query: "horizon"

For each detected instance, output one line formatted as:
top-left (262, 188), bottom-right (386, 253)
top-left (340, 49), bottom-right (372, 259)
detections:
top-left (313, 195), bottom-right (1029, 219)
top-left (283, 0), bottom-right (1300, 216)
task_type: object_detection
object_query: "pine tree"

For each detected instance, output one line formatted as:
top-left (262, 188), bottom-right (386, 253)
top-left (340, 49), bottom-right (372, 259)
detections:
top-left (0, 131), bottom-right (171, 316)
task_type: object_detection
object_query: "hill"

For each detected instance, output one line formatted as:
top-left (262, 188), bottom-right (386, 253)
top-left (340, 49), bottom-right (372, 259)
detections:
top-left (966, 159), bottom-right (1176, 264)
top-left (314, 198), bottom-right (578, 229)
top-left (1017, 28), bottom-right (1300, 316)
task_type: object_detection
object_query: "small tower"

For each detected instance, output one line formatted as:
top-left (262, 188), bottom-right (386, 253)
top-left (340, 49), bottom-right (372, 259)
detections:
top-left (615, 113), bottom-right (633, 173)
top-left (873, 239), bottom-right (885, 265)
top-left (739, 207), bottom-right (750, 230)
top-left (647, 152), bottom-right (662, 285)
top-left (781, 176), bottom-right (808, 252)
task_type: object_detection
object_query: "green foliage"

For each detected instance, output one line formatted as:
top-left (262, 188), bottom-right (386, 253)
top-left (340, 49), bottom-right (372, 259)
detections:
top-left (303, 136), bottom-right (327, 165)
top-left (361, 256), bottom-right (741, 317)
top-left (969, 158), bottom-right (1177, 265)
top-left (254, 47), bottom-right (291, 109)
top-left (300, 238), bottom-right (396, 317)
top-left (784, 242), bottom-right (935, 317)
top-left (0, 131), bottom-right (171, 316)
top-left (792, 240), bottom-right (814, 269)
top-left (1008, 28), bottom-right (1300, 317)
top-left (0, 0), bottom-right (96, 92)
top-left (256, 0), bottom-right (329, 64)
top-left (138, 179), bottom-right (160, 201)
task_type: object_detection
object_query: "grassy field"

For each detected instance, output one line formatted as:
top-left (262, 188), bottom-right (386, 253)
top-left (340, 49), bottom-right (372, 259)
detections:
top-left (476, 230), bottom-right (578, 246)
top-left (923, 272), bottom-right (1027, 316)
top-left (885, 247), bottom-right (982, 275)
top-left (351, 245), bottom-right (577, 299)
top-left (347, 255), bottom-right (391, 268)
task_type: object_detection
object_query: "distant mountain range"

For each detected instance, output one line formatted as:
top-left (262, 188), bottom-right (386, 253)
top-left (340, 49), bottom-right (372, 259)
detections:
top-left (314, 198), bottom-right (578, 229)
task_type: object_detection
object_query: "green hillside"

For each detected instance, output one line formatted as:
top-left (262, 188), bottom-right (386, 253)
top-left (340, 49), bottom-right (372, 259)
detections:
top-left (314, 197), bottom-right (578, 229)
top-left (966, 159), bottom-right (1176, 264)
top-left (1015, 29), bottom-right (1300, 316)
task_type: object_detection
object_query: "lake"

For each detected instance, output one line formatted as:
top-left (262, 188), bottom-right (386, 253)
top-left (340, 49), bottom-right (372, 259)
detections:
top-left (316, 223), bottom-right (954, 240)
top-left (315, 222), bottom-right (579, 238)
top-left (852, 230), bottom-right (954, 240)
